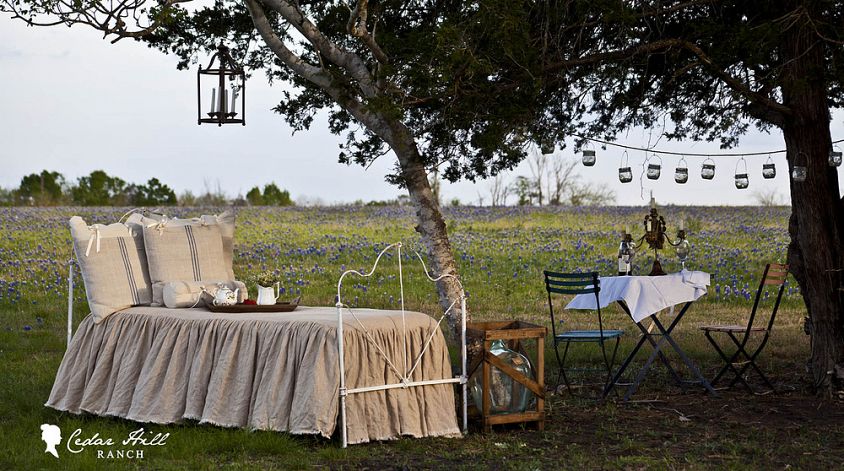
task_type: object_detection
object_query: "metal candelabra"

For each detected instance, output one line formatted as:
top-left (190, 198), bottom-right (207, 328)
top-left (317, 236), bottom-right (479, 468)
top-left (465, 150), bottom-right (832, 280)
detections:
top-left (621, 195), bottom-right (689, 276)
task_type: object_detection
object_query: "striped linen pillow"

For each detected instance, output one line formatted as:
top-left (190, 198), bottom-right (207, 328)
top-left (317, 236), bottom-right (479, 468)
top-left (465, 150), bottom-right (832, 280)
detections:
top-left (142, 221), bottom-right (230, 305)
top-left (128, 210), bottom-right (236, 280)
top-left (69, 216), bottom-right (152, 323)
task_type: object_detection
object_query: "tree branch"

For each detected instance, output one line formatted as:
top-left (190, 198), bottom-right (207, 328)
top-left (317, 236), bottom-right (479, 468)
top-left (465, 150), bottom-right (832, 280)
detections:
top-left (545, 38), bottom-right (791, 123)
top-left (347, 0), bottom-right (389, 64)
top-left (244, 0), bottom-right (330, 88)
top-left (245, 0), bottom-right (396, 146)
top-left (1, 0), bottom-right (191, 43)
top-left (258, 0), bottom-right (379, 97)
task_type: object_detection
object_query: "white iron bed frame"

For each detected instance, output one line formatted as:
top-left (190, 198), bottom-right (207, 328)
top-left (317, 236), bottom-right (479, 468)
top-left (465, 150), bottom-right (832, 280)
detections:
top-left (66, 242), bottom-right (468, 448)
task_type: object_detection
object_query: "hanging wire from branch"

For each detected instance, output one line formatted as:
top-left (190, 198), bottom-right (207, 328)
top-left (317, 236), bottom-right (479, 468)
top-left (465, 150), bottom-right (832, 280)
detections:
top-left (570, 134), bottom-right (844, 157)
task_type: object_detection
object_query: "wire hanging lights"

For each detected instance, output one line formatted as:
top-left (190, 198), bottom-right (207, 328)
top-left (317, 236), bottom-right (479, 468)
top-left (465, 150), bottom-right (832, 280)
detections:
top-left (792, 152), bottom-right (808, 182)
top-left (618, 151), bottom-right (633, 183)
top-left (701, 158), bottom-right (716, 180)
top-left (762, 155), bottom-right (776, 179)
top-left (582, 147), bottom-right (597, 166)
top-left (734, 157), bottom-right (749, 189)
top-left (830, 145), bottom-right (843, 167)
top-left (646, 154), bottom-right (662, 180)
top-left (674, 156), bottom-right (689, 184)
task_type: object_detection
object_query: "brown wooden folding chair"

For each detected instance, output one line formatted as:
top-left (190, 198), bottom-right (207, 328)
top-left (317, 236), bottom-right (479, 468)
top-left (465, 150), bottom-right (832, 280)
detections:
top-left (700, 263), bottom-right (788, 393)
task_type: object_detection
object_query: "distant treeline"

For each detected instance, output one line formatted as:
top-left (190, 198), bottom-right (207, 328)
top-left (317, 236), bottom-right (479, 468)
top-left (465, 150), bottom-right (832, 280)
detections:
top-left (0, 170), bottom-right (294, 207)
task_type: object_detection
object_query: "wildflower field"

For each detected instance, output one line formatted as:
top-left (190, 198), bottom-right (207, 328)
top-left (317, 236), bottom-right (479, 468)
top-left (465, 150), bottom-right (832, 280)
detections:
top-left (2, 205), bottom-right (842, 470)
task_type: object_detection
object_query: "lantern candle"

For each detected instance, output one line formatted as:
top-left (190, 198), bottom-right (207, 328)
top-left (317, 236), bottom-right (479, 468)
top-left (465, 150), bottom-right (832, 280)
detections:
top-left (210, 88), bottom-right (217, 114)
top-left (230, 89), bottom-right (237, 115)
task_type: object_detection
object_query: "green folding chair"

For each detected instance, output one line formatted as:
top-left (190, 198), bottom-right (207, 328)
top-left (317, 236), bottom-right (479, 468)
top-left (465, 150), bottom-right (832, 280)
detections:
top-left (544, 270), bottom-right (623, 395)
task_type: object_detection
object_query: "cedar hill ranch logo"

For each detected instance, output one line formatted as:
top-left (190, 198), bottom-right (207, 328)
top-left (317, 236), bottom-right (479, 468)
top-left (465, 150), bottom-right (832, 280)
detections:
top-left (40, 423), bottom-right (169, 460)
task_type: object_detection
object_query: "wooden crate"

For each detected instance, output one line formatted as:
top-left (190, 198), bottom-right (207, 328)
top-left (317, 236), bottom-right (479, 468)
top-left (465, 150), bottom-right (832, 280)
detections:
top-left (467, 320), bottom-right (547, 432)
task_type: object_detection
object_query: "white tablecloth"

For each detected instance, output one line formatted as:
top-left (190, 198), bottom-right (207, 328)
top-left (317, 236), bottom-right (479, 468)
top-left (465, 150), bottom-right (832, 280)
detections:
top-left (565, 270), bottom-right (710, 323)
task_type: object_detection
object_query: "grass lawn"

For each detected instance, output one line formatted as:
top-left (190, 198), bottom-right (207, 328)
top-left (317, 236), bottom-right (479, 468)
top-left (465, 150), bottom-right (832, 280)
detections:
top-left (1, 205), bottom-right (842, 469)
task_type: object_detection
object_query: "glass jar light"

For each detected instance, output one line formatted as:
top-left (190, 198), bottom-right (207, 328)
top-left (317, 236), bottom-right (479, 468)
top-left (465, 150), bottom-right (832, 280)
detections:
top-left (734, 157), bottom-right (749, 189)
top-left (582, 149), bottom-right (596, 166)
top-left (674, 156), bottom-right (689, 184)
top-left (792, 152), bottom-right (808, 182)
top-left (762, 155), bottom-right (776, 179)
top-left (792, 166), bottom-right (808, 182)
top-left (618, 151), bottom-right (633, 183)
top-left (830, 146), bottom-right (842, 167)
top-left (647, 154), bottom-right (662, 180)
top-left (701, 158), bottom-right (716, 180)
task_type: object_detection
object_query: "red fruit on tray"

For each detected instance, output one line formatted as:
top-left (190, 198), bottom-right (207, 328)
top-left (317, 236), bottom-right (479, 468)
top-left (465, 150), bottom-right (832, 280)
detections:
top-left (243, 299), bottom-right (257, 305)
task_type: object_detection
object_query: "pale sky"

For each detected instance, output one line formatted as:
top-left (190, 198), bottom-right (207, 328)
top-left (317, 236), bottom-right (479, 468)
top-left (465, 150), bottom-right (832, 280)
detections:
top-left (1, 20), bottom-right (842, 206)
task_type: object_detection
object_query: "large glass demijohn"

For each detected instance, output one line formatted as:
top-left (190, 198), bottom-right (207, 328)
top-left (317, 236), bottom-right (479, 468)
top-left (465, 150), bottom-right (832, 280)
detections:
top-left (469, 340), bottom-right (535, 414)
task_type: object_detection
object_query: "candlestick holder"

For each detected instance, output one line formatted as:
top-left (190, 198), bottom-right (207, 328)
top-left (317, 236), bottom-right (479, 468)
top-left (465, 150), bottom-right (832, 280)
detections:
top-left (623, 197), bottom-right (689, 276)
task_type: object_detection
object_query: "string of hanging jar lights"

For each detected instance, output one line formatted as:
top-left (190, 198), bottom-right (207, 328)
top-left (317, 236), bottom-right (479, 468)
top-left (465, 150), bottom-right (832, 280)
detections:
top-left (571, 136), bottom-right (844, 189)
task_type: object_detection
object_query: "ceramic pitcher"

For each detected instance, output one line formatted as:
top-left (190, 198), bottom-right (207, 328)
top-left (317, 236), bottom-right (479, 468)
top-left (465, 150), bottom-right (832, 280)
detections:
top-left (256, 282), bottom-right (281, 305)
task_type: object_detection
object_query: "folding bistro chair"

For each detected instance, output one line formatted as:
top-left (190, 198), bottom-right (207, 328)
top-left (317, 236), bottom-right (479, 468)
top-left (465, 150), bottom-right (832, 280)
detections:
top-left (700, 263), bottom-right (788, 393)
top-left (544, 270), bottom-right (623, 395)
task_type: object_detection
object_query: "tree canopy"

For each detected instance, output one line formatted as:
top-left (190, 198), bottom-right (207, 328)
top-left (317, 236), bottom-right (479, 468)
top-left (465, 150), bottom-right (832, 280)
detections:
top-left (245, 182), bottom-right (293, 206)
top-left (18, 170), bottom-right (65, 205)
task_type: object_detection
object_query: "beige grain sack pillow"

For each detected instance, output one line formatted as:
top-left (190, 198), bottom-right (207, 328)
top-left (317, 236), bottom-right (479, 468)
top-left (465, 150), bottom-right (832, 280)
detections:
top-left (69, 216), bottom-right (152, 323)
top-left (128, 210), bottom-right (236, 280)
top-left (160, 280), bottom-right (248, 308)
top-left (142, 221), bottom-right (230, 305)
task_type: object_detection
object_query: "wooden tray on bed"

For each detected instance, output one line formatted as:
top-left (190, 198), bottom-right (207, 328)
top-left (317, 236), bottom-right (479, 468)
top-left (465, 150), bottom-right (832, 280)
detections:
top-left (208, 297), bottom-right (300, 313)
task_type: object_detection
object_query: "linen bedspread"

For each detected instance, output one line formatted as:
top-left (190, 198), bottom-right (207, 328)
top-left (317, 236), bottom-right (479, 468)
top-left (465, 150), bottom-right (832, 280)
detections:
top-left (45, 306), bottom-right (460, 444)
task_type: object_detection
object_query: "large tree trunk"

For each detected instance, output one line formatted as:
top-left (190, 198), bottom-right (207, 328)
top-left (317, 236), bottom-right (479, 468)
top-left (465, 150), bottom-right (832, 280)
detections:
top-left (780, 17), bottom-right (844, 393)
top-left (389, 123), bottom-right (466, 340)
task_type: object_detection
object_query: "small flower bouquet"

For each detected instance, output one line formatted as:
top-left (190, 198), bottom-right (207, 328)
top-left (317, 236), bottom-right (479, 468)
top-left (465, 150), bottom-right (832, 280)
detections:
top-left (252, 270), bottom-right (279, 288)
top-left (250, 270), bottom-right (281, 306)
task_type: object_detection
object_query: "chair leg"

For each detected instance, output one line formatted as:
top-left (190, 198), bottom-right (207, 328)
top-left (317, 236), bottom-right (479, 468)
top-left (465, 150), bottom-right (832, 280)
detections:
top-left (553, 338), bottom-right (564, 390)
top-left (705, 331), bottom-right (749, 389)
top-left (741, 357), bottom-right (776, 392)
top-left (724, 333), bottom-right (757, 392)
top-left (557, 341), bottom-right (574, 394)
top-left (728, 335), bottom-right (776, 392)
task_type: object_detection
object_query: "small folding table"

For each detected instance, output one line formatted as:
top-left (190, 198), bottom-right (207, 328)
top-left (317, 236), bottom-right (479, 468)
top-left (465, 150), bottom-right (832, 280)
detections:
top-left (565, 271), bottom-right (718, 401)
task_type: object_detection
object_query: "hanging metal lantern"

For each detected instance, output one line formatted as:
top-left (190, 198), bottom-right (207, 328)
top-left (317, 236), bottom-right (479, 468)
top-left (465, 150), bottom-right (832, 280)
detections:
top-left (762, 154), bottom-right (776, 179)
top-left (830, 145), bottom-right (843, 167)
top-left (618, 151), bottom-right (633, 183)
top-left (198, 45), bottom-right (246, 126)
top-left (646, 154), bottom-right (662, 180)
top-left (734, 157), bottom-right (749, 189)
top-left (674, 156), bottom-right (689, 184)
top-left (582, 148), bottom-right (596, 166)
top-left (792, 152), bottom-right (808, 182)
top-left (701, 158), bottom-right (716, 180)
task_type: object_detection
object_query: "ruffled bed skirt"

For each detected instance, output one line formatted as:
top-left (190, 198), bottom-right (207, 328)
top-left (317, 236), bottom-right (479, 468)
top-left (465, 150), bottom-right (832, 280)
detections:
top-left (46, 306), bottom-right (461, 444)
